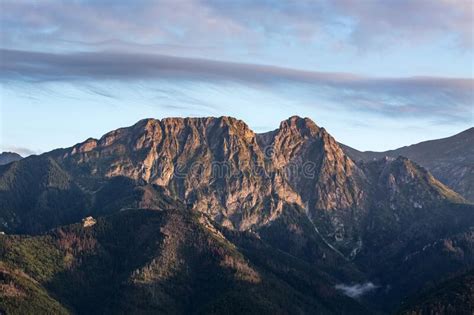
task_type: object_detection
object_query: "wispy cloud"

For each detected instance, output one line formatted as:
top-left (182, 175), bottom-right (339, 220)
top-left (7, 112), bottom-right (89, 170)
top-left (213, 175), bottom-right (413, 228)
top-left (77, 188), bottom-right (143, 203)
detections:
top-left (335, 282), bottom-right (379, 299)
top-left (331, 0), bottom-right (474, 49)
top-left (2, 49), bottom-right (472, 124)
top-left (1, 0), bottom-right (471, 53)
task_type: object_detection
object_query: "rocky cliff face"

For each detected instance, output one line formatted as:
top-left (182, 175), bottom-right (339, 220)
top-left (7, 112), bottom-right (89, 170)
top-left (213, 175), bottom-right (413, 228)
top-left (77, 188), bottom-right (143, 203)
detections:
top-left (259, 116), bottom-right (367, 212)
top-left (59, 117), bottom-right (278, 230)
top-left (55, 116), bottom-right (373, 232)
top-left (3, 116), bottom-right (464, 241)
top-left (40, 116), bottom-right (466, 265)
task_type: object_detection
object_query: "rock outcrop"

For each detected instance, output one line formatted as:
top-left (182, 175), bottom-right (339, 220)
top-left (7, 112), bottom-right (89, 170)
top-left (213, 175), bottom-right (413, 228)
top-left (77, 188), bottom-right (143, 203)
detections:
top-left (82, 216), bottom-right (96, 227)
top-left (55, 116), bottom-right (375, 232)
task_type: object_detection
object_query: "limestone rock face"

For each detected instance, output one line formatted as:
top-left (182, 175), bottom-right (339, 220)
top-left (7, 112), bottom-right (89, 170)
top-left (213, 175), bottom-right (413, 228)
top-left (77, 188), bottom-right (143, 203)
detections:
top-left (55, 116), bottom-right (463, 237)
top-left (258, 116), bottom-right (367, 212)
top-left (3, 115), bottom-right (463, 250)
top-left (61, 117), bottom-right (278, 230)
top-left (57, 116), bottom-right (374, 232)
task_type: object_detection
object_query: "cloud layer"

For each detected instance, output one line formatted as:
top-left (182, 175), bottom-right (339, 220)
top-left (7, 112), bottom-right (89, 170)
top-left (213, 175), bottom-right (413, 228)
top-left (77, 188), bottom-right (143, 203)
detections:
top-left (2, 0), bottom-right (472, 52)
top-left (2, 48), bottom-right (472, 124)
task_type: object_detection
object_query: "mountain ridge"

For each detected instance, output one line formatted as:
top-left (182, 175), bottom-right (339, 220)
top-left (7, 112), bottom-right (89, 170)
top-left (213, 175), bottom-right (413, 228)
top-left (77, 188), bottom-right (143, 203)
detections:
top-left (341, 127), bottom-right (474, 202)
top-left (1, 116), bottom-right (472, 314)
top-left (0, 152), bottom-right (23, 166)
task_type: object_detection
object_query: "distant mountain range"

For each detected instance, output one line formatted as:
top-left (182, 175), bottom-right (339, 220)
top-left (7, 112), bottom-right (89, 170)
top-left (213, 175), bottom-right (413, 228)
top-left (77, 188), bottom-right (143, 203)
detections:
top-left (341, 127), bottom-right (474, 202)
top-left (0, 152), bottom-right (22, 165)
top-left (1, 116), bottom-right (473, 314)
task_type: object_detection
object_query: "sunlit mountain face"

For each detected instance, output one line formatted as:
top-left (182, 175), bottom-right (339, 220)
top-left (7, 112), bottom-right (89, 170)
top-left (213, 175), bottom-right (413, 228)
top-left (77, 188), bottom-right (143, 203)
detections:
top-left (1, 1), bottom-right (473, 314)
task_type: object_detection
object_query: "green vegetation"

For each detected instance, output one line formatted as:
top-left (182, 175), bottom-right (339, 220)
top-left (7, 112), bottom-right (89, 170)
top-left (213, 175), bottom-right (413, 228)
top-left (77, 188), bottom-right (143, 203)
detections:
top-left (1, 236), bottom-right (64, 282)
top-left (0, 209), bottom-right (369, 314)
top-left (0, 263), bottom-right (69, 315)
top-left (398, 269), bottom-right (474, 315)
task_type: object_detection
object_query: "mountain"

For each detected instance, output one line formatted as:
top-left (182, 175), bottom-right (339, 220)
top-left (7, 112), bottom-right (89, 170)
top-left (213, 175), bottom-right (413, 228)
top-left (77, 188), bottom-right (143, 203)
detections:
top-left (0, 206), bottom-right (369, 315)
top-left (341, 127), bottom-right (474, 202)
top-left (1, 116), bottom-right (473, 314)
top-left (399, 269), bottom-right (474, 315)
top-left (0, 152), bottom-right (22, 165)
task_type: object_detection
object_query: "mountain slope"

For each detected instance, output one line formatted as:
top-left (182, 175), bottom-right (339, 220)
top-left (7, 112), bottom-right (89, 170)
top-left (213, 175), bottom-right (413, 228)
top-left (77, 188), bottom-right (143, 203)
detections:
top-left (0, 207), bottom-right (369, 315)
top-left (52, 117), bottom-right (284, 231)
top-left (0, 116), bottom-right (472, 313)
top-left (399, 269), bottom-right (474, 315)
top-left (341, 127), bottom-right (474, 202)
top-left (0, 152), bottom-right (22, 166)
top-left (0, 263), bottom-right (69, 315)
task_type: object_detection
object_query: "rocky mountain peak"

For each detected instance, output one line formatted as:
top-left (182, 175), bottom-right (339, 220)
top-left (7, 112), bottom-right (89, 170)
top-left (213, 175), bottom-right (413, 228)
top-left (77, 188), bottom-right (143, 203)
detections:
top-left (278, 115), bottom-right (320, 138)
top-left (45, 116), bottom-right (468, 234)
top-left (70, 138), bottom-right (98, 155)
top-left (254, 117), bottom-right (368, 215)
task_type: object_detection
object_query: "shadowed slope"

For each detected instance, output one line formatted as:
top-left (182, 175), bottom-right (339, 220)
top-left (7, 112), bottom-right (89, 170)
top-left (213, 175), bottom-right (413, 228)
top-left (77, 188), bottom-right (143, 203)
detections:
top-left (0, 207), bottom-right (370, 315)
top-left (341, 127), bottom-right (474, 202)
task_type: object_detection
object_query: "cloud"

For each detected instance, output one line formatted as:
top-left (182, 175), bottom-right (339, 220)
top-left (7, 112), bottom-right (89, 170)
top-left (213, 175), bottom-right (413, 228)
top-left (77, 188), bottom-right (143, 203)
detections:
top-left (1, 0), bottom-right (472, 53)
top-left (208, 0), bottom-right (474, 48)
top-left (0, 146), bottom-right (38, 157)
top-left (1, 48), bottom-right (472, 124)
top-left (0, 0), bottom-right (251, 54)
top-left (331, 0), bottom-right (474, 49)
top-left (335, 282), bottom-right (378, 299)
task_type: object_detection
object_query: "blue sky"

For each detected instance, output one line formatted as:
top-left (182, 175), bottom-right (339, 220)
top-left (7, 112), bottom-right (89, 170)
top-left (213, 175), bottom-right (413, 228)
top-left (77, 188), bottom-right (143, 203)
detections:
top-left (1, 0), bottom-right (473, 155)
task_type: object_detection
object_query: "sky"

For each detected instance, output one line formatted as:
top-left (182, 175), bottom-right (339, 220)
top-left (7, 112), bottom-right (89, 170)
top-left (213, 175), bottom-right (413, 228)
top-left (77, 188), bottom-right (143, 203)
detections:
top-left (0, 0), bottom-right (473, 156)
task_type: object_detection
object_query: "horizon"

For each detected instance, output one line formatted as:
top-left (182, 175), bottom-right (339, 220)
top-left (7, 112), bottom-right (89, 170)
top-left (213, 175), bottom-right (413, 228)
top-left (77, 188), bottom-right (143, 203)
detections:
top-left (1, 0), bottom-right (473, 155)
top-left (0, 114), bottom-right (472, 157)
